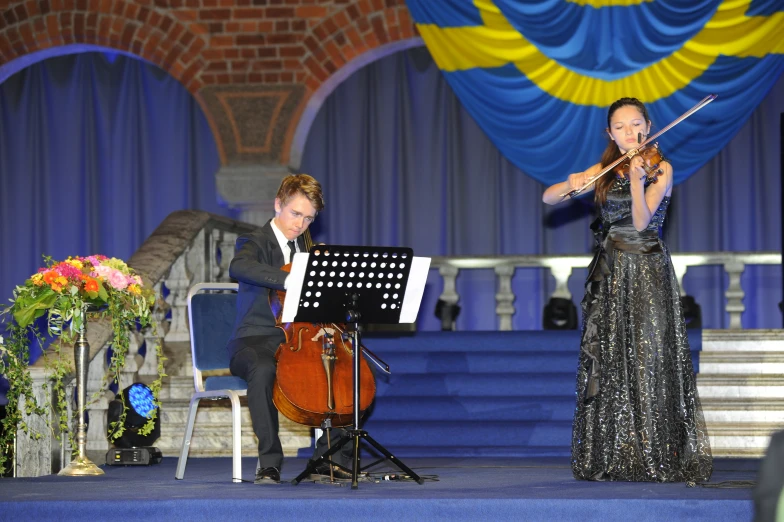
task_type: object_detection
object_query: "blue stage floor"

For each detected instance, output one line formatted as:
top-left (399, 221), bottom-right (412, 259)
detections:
top-left (0, 457), bottom-right (758, 521)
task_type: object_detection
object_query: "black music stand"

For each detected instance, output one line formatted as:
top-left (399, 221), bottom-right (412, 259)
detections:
top-left (283, 244), bottom-right (427, 489)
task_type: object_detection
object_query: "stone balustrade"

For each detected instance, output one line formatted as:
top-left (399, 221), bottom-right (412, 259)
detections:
top-left (14, 210), bottom-right (781, 475)
top-left (432, 252), bottom-right (781, 331)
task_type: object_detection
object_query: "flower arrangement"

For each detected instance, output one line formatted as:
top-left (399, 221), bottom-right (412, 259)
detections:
top-left (0, 255), bottom-right (164, 474)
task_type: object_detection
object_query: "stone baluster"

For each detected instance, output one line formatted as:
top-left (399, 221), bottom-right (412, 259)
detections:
top-left (164, 230), bottom-right (205, 342)
top-left (62, 381), bottom-right (75, 467)
top-left (494, 265), bottom-right (516, 331)
top-left (85, 345), bottom-right (110, 458)
top-left (14, 368), bottom-right (61, 477)
top-left (549, 263), bottom-right (574, 300)
top-left (724, 261), bottom-right (746, 329)
top-left (438, 265), bottom-right (460, 330)
top-left (117, 331), bottom-right (142, 392)
top-left (139, 319), bottom-right (163, 378)
top-left (163, 254), bottom-right (190, 343)
top-left (212, 229), bottom-right (238, 282)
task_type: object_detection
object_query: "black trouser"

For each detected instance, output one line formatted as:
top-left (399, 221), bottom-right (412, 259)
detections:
top-left (228, 335), bottom-right (353, 470)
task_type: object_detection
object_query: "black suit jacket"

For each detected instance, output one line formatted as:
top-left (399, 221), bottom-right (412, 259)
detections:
top-left (227, 220), bottom-right (305, 352)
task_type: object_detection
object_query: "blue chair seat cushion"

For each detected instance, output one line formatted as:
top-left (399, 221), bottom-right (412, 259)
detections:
top-left (204, 375), bottom-right (247, 392)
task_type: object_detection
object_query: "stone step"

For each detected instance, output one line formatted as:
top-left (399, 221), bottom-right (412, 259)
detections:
top-left (702, 329), bottom-right (784, 352)
top-left (156, 418), bottom-right (312, 458)
top-left (699, 352), bottom-right (784, 374)
top-left (155, 389), bottom-right (312, 458)
top-left (697, 374), bottom-right (784, 398)
top-left (151, 329), bottom-right (784, 461)
top-left (707, 422), bottom-right (783, 457)
top-left (702, 398), bottom-right (784, 424)
top-left (697, 329), bottom-right (784, 459)
top-left (158, 375), bottom-right (203, 401)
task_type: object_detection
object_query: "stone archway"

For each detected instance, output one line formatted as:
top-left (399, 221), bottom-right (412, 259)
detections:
top-left (0, 1), bottom-right (422, 223)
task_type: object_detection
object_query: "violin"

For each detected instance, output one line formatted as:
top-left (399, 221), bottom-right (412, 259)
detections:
top-left (270, 231), bottom-right (376, 428)
top-left (561, 94), bottom-right (716, 198)
top-left (613, 141), bottom-right (666, 184)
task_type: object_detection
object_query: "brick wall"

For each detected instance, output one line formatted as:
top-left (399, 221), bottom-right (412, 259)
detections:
top-left (0, 0), bottom-right (419, 167)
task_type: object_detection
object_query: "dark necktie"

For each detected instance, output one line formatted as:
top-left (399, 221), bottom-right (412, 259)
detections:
top-left (287, 240), bottom-right (296, 263)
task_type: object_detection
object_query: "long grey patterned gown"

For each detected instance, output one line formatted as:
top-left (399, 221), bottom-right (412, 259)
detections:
top-left (571, 176), bottom-right (713, 483)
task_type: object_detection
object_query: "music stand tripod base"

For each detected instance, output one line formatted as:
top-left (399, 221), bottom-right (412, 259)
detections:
top-left (284, 244), bottom-right (427, 489)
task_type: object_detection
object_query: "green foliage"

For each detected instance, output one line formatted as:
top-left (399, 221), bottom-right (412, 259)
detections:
top-left (0, 255), bottom-right (164, 476)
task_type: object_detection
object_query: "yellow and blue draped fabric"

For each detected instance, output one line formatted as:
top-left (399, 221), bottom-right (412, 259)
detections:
top-left (407, 0), bottom-right (784, 185)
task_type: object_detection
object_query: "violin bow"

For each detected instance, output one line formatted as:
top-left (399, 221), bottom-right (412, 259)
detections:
top-left (560, 94), bottom-right (718, 199)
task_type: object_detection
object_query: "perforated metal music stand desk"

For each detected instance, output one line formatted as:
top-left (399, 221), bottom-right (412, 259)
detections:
top-left (282, 244), bottom-right (429, 489)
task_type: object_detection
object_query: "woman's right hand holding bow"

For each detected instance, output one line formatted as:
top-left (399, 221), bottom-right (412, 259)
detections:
top-left (566, 171), bottom-right (593, 193)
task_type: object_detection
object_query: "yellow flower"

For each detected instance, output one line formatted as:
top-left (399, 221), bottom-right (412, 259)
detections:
top-left (127, 284), bottom-right (142, 296)
top-left (31, 273), bottom-right (44, 286)
top-left (65, 259), bottom-right (83, 269)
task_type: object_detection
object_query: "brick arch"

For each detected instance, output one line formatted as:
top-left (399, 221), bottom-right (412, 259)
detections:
top-left (285, 3), bottom-right (420, 168)
top-left (0, 1), bottom-right (207, 93)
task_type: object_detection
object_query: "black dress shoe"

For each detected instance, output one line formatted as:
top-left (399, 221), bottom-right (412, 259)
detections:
top-left (254, 466), bottom-right (280, 484)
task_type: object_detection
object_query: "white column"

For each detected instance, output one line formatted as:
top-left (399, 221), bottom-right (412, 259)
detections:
top-left (495, 265), bottom-right (515, 331)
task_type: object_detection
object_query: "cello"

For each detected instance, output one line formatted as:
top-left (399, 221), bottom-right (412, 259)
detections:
top-left (269, 230), bottom-right (377, 428)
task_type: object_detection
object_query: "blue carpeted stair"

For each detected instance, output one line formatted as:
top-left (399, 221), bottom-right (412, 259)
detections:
top-left (346, 330), bottom-right (702, 458)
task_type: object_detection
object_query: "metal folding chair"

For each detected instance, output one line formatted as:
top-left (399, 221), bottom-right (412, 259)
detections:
top-left (175, 282), bottom-right (247, 483)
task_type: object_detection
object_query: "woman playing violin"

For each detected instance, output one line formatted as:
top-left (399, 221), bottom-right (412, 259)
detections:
top-left (543, 97), bottom-right (713, 483)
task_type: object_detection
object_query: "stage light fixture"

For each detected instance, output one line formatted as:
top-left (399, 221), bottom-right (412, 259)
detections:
top-left (434, 299), bottom-right (461, 331)
top-left (106, 382), bottom-right (161, 459)
top-left (543, 297), bottom-right (578, 330)
top-left (680, 295), bottom-right (702, 329)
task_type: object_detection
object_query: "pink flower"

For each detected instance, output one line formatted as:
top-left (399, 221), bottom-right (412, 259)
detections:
top-left (92, 265), bottom-right (128, 290)
top-left (54, 263), bottom-right (82, 281)
top-left (107, 270), bottom-right (129, 290)
top-left (85, 255), bottom-right (107, 267)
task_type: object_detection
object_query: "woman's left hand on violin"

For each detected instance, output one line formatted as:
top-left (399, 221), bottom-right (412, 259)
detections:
top-left (629, 156), bottom-right (648, 182)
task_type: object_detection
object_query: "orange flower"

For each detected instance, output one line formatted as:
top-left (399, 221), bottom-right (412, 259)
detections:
top-left (43, 270), bottom-right (58, 286)
top-left (84, 278), bottom-right (100, 293)
top-left (127, 284), bottom-right (141, 296)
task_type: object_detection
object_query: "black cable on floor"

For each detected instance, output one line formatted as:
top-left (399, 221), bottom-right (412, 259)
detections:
top-left (698, 480), bottom-right (756, 489)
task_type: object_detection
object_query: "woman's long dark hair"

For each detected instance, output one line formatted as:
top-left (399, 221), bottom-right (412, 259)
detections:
top-left (594, 97), bottom-right (650, 204)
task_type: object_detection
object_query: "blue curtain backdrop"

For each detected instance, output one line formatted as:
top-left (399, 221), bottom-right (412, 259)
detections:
top-left (0, 52), bottom-right (228, 404)
top-left (1, 47), bottom-right (782, 404)
top-left (299, 46), bottom-right (784, 332)
top-left (0, 52), bottom-right (228, 299)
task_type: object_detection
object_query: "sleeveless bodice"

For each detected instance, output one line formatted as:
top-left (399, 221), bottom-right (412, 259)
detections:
top-left (600, 177), bottom-right (670, 233)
